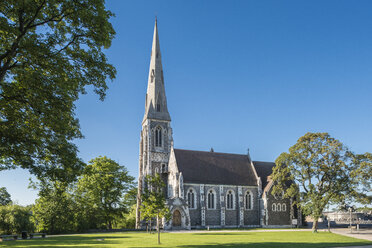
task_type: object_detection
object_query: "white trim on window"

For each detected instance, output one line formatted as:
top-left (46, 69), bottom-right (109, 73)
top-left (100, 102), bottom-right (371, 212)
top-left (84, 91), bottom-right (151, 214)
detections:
top-left (272, 203), bottom-right (276, 212)
top-left (226, 189), bottom-right (235, 210)
top-left (244, 190), bottom-right (253, 210)
top-left (155, 126), bottom-right (163, 147)
top-left (187, 187), bottom-right (197, 209)
top-left (207, 189), bottom-right (216, 209)
top-left (282, 203), bottom-right (286, 212)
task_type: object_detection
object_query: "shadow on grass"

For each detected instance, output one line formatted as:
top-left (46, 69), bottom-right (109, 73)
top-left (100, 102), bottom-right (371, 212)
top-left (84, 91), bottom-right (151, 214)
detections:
top-left (174, 242), bottom-right (372, 248)
top-left (0, 236), bottom-right (127, 248)
top-left (190, 233), bottom-right (253, 236)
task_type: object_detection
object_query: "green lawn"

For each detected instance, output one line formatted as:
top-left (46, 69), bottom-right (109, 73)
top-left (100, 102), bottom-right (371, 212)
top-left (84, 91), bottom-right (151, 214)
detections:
top-left (0, 231), bottom-right (371, 248)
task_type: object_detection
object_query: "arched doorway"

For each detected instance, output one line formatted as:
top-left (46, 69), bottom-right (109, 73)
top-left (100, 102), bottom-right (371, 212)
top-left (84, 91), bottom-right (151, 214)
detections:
top-left (172, 210), bottom-right (181, 227)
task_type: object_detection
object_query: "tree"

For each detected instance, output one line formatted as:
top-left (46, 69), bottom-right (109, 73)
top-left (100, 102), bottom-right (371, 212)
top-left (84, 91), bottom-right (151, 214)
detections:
top-left (0, 204), bottom-right (34, 235)
top-left (31, 180), bottom-right (76, 234)
top-left (0, 187), bottom-right (11, 205)
top-left (352, 152), bottom-right (372, 204)
top-left (272, 132), bottom-right (360, 232)
top-left (114, 204), bottom-right (137, 229)
top-left (122, 187), bottom-right (137, 213)
top-left (140, 174), bottom-right (171, 244)
top-left (75, 156), bottom-right (135, 229)
top-left (0, 0), bottom-right (116, 181)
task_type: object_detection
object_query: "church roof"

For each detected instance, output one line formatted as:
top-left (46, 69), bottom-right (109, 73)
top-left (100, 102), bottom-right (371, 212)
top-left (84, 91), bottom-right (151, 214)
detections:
top-left (173, 149), bottom-right (258, 186)
top-left (252, 161), bottom-right (276, 189)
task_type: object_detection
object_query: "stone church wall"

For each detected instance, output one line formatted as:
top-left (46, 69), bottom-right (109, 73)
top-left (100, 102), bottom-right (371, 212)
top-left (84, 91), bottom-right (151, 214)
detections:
top-left (204, 185), bottom-right (221, 226)
top-left (242, 187), bottom-right (260, 226)
top-left (266, 188), bottom-right (291, 226)
top-left (184, 183), bottom-right (261, 228)
top-left (184, 184), bottom-right (201, 226)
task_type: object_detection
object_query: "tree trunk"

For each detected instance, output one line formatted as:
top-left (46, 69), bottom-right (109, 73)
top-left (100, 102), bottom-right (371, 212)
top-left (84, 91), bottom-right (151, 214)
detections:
top-left (328, 219), bottom-right (331, 232)
top-left (312, 219), bottom-right (318, 233)
top-left (149, 219), bottom-right (152, 234)
top-left (157, 214), bottom-right (160, 244)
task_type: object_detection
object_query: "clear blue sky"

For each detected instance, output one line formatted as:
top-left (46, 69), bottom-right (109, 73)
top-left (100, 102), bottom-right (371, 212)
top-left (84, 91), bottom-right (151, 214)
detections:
top-left (1, 0), bottom-right (372, 206)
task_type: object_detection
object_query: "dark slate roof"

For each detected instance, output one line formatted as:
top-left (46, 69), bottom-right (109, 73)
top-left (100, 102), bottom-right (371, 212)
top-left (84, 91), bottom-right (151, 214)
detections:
top-left (173, 149), bottom-right (258, 186)
top-left (252, 161), bottom-right (275, 189)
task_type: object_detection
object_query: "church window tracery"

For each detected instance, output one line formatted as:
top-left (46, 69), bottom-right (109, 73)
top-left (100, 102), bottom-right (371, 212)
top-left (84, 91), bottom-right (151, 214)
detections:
top-left (207, 190), bottom-right (215, 209)
top-left (187, 188), bottom-right (196, 209)
top-left (282, 203), bottom-right (286, 212)
top-left (245, 191), bottom-right (252, 210)
top-left (226, 190), bottom-right (234, 209)
top-left (277, 203), bottom-right (281, 211)
top-left (272, 203), bottom-right (276, 212)
top-left (155, 126), bottom-right (162, 147)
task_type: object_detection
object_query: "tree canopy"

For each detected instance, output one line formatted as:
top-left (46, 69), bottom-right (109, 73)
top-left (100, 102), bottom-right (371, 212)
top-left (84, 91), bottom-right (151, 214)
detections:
top-left (31, 180), bottom-right (76, 234)
top-left (75, 156), bottom-right (135, 229)
top-left (352, 152), bottom-right (372, 204)
top-left (0, 187), bottom-right (11, 206)
top-left (31, 156), bottom-right (136, 234)
top-left (271, 132), bottom-right (365, 232)
top-left (0, 0), bottom-right (116, 181)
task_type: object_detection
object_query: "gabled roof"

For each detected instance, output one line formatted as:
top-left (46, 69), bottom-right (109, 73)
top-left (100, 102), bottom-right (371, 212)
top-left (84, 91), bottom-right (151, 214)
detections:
top-left (173, 149), bottom-right (258, 186)
top-left (252, 161), bottom-right (275, 189)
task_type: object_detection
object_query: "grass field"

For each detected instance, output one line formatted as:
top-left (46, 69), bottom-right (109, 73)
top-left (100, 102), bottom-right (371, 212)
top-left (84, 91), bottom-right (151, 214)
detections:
top-left (0, 231), bottom-right (371, 248)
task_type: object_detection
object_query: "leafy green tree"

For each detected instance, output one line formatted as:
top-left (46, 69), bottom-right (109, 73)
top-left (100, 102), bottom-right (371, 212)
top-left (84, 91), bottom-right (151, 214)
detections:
top-left (352, 152), bottom-right (372, 204)
top-left (114, 204), bottom-right (137, 229)
top-left (31, 180), bottom-right (76, 234)
top-left (0, 204), bottom-right (34, 235)
top-left (140, 174), bottom-right (171, 244)
top-left (0, 0), bottom-right (116, 181)
top-left (122, 187), bottom-right (137, 212)
top-left (0, 187), bottom-right (11, 205)
top-left (272, 132), bottom-right (360, 232)
top-left (75, 156), bottom-right (135, 229)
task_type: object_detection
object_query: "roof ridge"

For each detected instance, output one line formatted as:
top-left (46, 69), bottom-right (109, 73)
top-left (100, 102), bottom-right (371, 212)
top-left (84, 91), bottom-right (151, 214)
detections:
top-left (174, 148), bottom-right (247, 157)
top-left (252, 160), bottom-right (275, 164)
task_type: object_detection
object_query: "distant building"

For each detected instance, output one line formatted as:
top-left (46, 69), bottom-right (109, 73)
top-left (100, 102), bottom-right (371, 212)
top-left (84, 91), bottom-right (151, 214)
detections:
top-left (135, 20), bottom-right (301, 230)
top-left (323, 211), bottom-right (372, 224)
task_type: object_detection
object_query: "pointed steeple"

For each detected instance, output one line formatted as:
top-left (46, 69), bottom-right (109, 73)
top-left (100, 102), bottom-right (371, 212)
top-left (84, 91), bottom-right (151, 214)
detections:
top-left (143, 19), bottom-right (171, 123)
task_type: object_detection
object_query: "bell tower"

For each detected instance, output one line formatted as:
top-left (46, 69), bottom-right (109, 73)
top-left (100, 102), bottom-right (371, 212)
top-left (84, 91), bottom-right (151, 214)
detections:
top-left (136, 19), bottom-right (173, 229)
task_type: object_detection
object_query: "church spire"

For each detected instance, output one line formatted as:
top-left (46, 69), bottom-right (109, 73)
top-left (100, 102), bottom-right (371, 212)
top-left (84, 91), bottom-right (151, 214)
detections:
top-left (143, 19), bottom-right (171, 122)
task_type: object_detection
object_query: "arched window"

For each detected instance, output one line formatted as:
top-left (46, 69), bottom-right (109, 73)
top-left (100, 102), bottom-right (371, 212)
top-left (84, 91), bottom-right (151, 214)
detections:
top-left (155, 167), bottom-right (159, 174)
top-left (277, 203), bottom-right (281, 212)
top-left (245, 191), bottom-right (252, 210)
top-left (207, 190), bottom-right (215, 209)
top-left (282, 203), bottom-right (286, 212)
top-left (187, 188), bottom-right (196, 209)
top-left (272, 203), bottom-right (276, 212)
top-left (155, 126), bottom-right (162, 147)
top-left (226, 190), bottom-right (234, 209)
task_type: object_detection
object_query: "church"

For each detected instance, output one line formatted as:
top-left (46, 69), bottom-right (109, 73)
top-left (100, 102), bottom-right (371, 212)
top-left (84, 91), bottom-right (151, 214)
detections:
top-left (136, 20), bottom-right (301, 230)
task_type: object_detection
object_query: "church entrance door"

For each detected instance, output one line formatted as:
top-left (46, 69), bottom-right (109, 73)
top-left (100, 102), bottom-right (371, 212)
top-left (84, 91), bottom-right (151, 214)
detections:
top-left (172, 210), bottom-right (181, 227)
